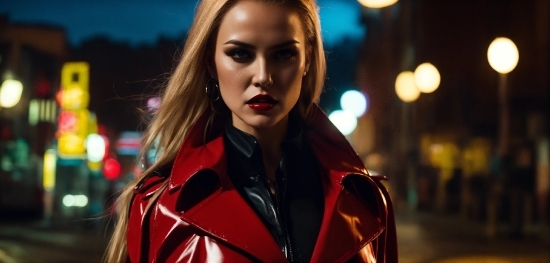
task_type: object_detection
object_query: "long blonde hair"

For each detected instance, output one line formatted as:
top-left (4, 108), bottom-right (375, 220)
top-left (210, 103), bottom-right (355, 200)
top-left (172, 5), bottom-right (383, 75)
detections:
top-left (105, 0), bottom-right (325, 261)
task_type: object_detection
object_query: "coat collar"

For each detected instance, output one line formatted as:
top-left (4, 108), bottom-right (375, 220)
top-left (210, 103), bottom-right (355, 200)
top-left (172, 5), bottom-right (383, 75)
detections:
top-left (166, 105), bottom-right (383, 262)
top-left (167, 111), bottom-right (286, 262)
top-left (168, 105), bottom-right (367, 191)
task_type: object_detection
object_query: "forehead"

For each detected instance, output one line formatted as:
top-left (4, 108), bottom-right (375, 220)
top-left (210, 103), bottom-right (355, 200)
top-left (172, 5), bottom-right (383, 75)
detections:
top-left (217, 1), bottom-right (305, 44)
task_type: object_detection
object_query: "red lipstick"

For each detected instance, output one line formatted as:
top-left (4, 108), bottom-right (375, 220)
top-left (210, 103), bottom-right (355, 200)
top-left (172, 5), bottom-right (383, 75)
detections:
top-left (246, 94), bottom-right (278, 111)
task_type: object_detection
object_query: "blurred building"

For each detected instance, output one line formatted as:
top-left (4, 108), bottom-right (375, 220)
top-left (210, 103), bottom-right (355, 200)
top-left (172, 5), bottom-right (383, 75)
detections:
top-left (0, 16), bottom-right (67, 215)
top-left (356, 0), bottom-right (549, 228)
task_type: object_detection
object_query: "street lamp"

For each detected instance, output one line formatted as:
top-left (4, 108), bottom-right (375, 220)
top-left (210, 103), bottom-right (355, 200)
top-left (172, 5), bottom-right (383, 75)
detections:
top-left (0, 79), bottom-right (23, 108)
top-left (487, 37), bottom-right (518, 156)
top-left (486, 37), bottom-right (519, 238)
top-left (488, 37), bottom-right (519, 74)
top-left (395, 71), bottom-right (420, 102)
top-left (414, 62), bottom-right (440, 93)
top-left (395, 70), bottom-right (421, 208)
top-left (358, 0), bottom-right (398, 8)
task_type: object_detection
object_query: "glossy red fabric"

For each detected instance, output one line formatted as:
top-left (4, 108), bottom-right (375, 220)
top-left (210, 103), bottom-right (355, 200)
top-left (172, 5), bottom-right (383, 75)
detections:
top-left (126, 105), bottom-right (398, 262)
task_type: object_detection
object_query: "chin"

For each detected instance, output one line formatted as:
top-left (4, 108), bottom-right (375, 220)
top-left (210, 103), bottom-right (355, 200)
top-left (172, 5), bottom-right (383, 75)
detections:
top-left (247, 116), bottom-right (283, 129)
top-left (234, 113), bottom-right (288, 132)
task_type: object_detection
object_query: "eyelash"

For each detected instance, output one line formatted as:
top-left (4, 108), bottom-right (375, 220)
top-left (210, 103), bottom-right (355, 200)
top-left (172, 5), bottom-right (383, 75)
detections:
top-left (275, 49), bottom-right (298, 60)
top-left (227, 49), bottom-right (251, 60)
top-left (225, 49), bottom-right (298, 62)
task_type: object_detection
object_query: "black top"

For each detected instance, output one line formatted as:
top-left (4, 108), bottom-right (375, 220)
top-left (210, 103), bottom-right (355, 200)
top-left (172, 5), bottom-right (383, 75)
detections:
top-left (223, 116), bottom-right (325, 262)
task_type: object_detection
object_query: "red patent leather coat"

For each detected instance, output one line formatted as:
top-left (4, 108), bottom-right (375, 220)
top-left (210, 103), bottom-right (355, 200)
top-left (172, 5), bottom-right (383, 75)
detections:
top-left (127, 106), bottom-right (398, 262)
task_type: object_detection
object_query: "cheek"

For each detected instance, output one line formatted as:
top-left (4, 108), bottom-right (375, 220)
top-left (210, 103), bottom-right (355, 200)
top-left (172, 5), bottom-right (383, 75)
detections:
top-left (215, 56), bottom-right (244, 99)
top-left (281, 66), bottom-right (305, 92)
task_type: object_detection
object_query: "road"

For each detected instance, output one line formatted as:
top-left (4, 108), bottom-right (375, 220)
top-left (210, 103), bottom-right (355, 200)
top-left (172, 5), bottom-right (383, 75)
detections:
top-left (0, 218), bottom-right (109, 263)
top-left (0, 210), bottom-right (548, 262)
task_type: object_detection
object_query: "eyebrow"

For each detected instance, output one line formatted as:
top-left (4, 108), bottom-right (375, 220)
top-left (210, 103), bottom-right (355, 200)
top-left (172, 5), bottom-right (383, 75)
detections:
top-left (223, 40), bottom-right (299, 49)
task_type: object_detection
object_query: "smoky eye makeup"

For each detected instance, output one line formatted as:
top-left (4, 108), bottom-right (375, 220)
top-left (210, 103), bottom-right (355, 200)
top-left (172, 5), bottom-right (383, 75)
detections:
top-left (274, 48), bottom-right (299, 60)
top-left (225, 48), bottom-right (253, 61)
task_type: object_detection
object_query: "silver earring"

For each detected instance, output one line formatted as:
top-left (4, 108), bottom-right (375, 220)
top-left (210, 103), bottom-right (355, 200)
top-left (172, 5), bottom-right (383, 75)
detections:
top-left (206, 78), bottom-right (220, 101)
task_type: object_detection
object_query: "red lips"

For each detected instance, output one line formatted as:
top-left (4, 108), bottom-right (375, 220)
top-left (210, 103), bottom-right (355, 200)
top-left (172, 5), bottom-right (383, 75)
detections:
top-left (246, 94), bottom-right (278, 111)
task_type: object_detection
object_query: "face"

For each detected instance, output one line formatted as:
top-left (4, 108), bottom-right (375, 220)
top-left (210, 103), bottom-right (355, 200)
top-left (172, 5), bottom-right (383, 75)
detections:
top-left (212, 0), bottom-right (310, 135)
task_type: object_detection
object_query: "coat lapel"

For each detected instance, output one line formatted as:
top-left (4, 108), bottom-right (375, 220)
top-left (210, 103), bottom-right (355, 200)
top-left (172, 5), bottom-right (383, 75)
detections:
top-left (308, 106), bottom-right (385, 262)
top-left (310, 173), bottom-right (384, 262)
top-left (162, 106), bottom-right (385, 262)
top-left (180, 188), bottom-right (287, 262)
top-left (165, 112), bottom-right (286, 262)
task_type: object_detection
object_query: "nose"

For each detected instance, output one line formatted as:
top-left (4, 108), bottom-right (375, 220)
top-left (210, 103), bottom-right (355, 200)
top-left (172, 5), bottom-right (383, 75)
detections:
top-left (252, 58), bottom-right (273, 88)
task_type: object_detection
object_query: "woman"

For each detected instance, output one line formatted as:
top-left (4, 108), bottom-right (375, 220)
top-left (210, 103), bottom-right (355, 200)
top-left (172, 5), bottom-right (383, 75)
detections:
top-left (106, 0), bottom-right (397, 262)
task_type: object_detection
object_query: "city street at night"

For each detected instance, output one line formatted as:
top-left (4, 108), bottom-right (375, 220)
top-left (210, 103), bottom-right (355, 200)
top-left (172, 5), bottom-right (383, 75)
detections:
top-left (1, 210), bottom-right (548, 262)
top-left (0, 0), bottom-right (548, 262)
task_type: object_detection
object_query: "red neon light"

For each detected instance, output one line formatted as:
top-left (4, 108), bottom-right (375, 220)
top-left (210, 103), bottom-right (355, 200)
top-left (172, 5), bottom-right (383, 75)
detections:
top-left (103, 158), bottom-right (121, 180)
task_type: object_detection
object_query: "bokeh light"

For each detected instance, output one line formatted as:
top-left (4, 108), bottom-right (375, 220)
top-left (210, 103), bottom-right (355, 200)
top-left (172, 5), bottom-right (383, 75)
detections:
top-left (62, 195), bottom-right (75, 207)
top-left (487, 37), bottom-right (519, 74)
top-left (0, 79), bottom-right (23, 108)
top-left (357, 0), bottom-right (398, 8)
top-left (395, 71), bottom-right (420, 102)
top-left (414, 63), bottom-right (441, 93)
top-left (341, 90), bottom-right (368, 117)
top-left (86, 133), bottom-right (106, 162)
top-left (329, 110), bottom-right (357, 136)
top-left (103, 157), bottom-right (121, 180)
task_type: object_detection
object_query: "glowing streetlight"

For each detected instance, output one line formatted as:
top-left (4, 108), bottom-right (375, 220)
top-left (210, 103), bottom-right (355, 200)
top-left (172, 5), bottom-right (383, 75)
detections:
top-left (486, 36), bottom-right (519, 156)
top-left (414, 63), bottom-right (441, 93)
top-left (395, 71), bottom-right (420, 102)
top-left (0, 79), bottom-right (23, 108)
top-left (487, 37), bottom-right (519, 74)
top-left (486, 37), bottom-right (519, 238)
top-left (358, 0), bottom-right (398, 8)
top-left (341, 90), bottom-right (368, 117)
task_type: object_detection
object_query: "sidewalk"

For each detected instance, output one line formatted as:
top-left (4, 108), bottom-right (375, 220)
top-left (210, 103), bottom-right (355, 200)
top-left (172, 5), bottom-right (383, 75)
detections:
top-left (396, 210), bottom-right (550, 263)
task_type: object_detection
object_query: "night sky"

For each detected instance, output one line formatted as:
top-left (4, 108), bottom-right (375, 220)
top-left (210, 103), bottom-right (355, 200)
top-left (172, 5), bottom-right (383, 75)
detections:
top-left (0, 0), bottom-right (367, 47)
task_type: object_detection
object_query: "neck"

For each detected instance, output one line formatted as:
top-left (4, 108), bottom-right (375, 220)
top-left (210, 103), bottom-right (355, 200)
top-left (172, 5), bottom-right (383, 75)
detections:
top-left (254, 117), bottom-right (288, 165)
top-left (257, 128), bottom-right (285, 165)
top-left (256, 120), bottom-right (287, 189)
top-left (232, 115), bottom-right (289, 182)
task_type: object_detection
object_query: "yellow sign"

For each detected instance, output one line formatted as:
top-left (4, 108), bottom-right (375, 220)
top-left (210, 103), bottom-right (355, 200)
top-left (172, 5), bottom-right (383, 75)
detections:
top-left (61, 84), bottom-right (89, 110)
top-left (58, 134), bottom-right (86, 156)
top-left (61, 62), bottom-right (89, 91)
top-left (43, 149), bottom-right (57, 190)
top-left (88, 112), bottom-right (98, 135)
top-left (57, 109), bottom-right (89, 135)
top-left (57, 109), bottom-right (90, 156)
top-left (88, 161), bottom-right (102, 172)
top-left (76, 109), bottom-right (90, 139)
top-left (58, 62), bottom-right (92, 159)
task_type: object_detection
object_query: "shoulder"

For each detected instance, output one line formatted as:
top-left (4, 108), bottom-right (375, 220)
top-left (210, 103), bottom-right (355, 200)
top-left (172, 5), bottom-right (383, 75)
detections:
top-left (133, 165), bottom-right (172, 200)
top-left (129, 164), bottom-right (173, 226)
top-left (342, 174), bottom-right (391, 217)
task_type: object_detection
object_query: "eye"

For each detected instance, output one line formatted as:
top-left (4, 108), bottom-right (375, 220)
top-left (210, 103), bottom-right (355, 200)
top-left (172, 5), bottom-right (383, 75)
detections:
top-left (274, 49), bottom-right (298, 61)
top-left (226, 49), bottom-right (252, 61)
